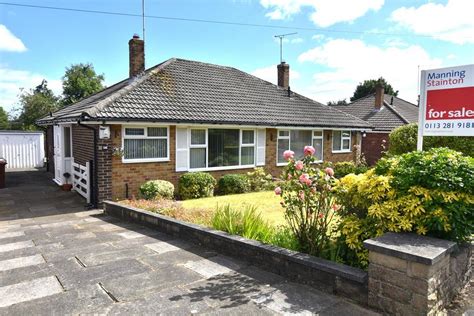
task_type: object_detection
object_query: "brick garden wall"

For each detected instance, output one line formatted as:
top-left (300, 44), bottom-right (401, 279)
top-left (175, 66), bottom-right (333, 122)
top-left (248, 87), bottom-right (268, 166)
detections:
top-left (362, 132), bottom-right (389, 166)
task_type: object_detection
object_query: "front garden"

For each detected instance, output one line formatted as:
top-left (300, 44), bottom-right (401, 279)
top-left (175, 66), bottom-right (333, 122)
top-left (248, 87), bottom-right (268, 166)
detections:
top-left (120, 147), bottom-right (473, 270)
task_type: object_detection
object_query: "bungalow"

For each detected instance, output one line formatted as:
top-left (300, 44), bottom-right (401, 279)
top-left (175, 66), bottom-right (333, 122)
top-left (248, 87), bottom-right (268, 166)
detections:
top-left (330, 85), bottom-right (419, 165)
top-left (37, 35), bottom-right (371, 206)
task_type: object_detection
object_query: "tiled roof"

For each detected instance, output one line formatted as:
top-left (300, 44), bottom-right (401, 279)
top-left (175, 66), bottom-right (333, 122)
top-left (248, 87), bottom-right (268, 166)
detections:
top-left (330, 94), bottom-right (419, 132)
top-left (38, 58), bottom-right (370, 129)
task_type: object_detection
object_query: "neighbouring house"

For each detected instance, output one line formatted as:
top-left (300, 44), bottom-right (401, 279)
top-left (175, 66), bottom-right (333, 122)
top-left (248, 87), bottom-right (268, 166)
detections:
top-left (37, 35), bottom-right (371, 206)
top-left (330, 85), bottom-right (419, 165)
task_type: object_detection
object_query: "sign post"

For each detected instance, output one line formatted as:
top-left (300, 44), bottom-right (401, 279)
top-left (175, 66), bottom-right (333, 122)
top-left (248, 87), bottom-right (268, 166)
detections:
top-left (418, 64), bottom-right (474, 150)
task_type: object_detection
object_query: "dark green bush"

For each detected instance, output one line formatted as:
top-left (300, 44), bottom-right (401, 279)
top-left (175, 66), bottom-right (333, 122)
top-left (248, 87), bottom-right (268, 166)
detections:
top-left (218, 174), bottom-right (250, 195)
top-left (178, 172), bottom-right (216, 200)
top-left (246, 167), bottom-right (275, 191)
top-left (376, 147), bottom-right (474, 194)
top-left (139, 180), bottom-right (174, 200)
top-left (332, 161), bottom-right (368, 178)
top-left (388, 123), bottom-right (473, 157)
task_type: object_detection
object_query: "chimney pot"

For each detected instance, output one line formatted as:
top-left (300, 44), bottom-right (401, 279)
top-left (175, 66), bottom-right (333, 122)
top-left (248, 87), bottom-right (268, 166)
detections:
top-left (129, 34), bottom-right (145, 78)
top-left (277, 62), bottom-right (290, 89)
top-left (374, 82), bottom-right (384, 110)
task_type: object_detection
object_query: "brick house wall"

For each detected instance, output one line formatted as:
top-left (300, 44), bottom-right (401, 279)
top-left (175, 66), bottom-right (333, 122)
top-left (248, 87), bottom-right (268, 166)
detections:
top-left (362, 132), bottom-right (389, 166)
top-left (71, 124), bottom-right (94, 165)
top-left (108, 125), bottom-right (360, 200)
top-left (45, 126), bottom-right (54, 173)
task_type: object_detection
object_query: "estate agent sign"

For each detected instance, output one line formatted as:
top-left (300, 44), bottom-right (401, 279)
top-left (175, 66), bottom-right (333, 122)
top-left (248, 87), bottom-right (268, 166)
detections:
top-left (418, 64), bottom-right (474, 149)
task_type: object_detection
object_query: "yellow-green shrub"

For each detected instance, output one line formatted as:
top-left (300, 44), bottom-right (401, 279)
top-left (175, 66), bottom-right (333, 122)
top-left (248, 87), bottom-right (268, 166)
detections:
top-left (335, 148), bottom-right (474, 269)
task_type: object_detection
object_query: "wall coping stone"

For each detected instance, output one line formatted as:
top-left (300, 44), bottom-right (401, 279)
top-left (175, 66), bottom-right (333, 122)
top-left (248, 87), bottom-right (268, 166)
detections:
top-left (104, 200), bottom-right (368, 283)
top-left (363, 232), bottom-right (457, 265)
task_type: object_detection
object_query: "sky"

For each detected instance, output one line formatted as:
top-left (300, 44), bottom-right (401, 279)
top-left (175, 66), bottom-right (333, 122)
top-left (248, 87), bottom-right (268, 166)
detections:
top-left (1, 0), bottom-right (473, 114)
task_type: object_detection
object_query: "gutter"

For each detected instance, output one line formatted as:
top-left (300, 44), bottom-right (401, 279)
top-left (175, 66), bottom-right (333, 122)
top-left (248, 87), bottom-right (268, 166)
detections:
top-left (77, 116), bottom-right (98, 209)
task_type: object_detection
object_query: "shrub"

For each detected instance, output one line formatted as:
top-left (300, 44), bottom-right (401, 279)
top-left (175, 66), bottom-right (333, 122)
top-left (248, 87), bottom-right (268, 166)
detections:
top-left (211, 204), bottom-right (273, 242)
top-left (139, 180), bottom-right (174, 200)
top-left (246, 167), bottom-right (275, 191)
top-left (276, 146), bottom-right (339, 257)
top-left (388, 123), bottom-right (474, 157)
top-left (178, 172), bottom-right (216, 200)
top-left (335, 148), bottom-right (474, 268)
top-left (218, 174), bottom-right (250, 195)
top-left (270, 226), bottom-right (301, 251)
top-left (120, 199), bottom-right (211, 225)
top-left (332, 161), bottom-right (368, 178)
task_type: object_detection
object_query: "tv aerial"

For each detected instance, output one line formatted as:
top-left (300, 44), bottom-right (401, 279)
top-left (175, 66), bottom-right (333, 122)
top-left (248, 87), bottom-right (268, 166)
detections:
top-left (274, 32), bottom-right (297, 63)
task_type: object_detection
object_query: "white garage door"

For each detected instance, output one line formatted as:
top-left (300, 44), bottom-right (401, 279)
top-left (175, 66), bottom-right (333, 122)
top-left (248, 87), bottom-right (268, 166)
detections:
top-left (0, 132), bottom-right (45, 169)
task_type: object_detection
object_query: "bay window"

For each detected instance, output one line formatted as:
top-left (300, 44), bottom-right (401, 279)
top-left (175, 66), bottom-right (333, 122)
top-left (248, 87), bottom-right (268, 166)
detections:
top-left (123, 126), bottom-right (169, 162)
top-left (189, 128), bottom-right (256, 170)
top-left (277, 129), bottom-right (324, 164)
top-left (332, 130), bottom-right (351, 152)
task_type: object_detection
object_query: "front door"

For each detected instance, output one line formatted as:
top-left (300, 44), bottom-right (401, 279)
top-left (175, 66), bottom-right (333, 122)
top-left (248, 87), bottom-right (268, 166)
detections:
top-left (53, 125), bottom-right (73, 185)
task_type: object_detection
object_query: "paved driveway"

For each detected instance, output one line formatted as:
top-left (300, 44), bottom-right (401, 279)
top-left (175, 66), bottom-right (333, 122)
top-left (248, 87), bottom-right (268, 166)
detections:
top-left (0, 170), bottom-right (378, 315)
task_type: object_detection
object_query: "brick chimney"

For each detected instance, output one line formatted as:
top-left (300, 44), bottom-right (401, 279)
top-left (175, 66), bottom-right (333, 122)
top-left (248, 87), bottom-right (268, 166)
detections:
top-left (374, 82), bottom-right (384, 111)
top-left (277, 62), bottom-right (290, 89)
top-left (129, 34), bottom-right (144, 78)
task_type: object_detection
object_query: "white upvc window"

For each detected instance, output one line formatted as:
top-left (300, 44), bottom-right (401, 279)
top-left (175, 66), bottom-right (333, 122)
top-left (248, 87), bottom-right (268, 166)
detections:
top-left (122, 126), bottom-right (169, 163)
top-left (188, 128), bottom-right (256, 171)
top-left (332, 130), bottom-right (352, 152)
top-left (277, 129), bottom-right (324, 165)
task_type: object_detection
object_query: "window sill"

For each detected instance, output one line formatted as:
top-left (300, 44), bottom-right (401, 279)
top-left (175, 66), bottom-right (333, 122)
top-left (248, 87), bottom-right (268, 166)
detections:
top-left (122, 158), bottom-right (170, 164)
top-left (186, 164), bottom-right (256, 172)
top-left (331, 150), bottom-right (352, 154)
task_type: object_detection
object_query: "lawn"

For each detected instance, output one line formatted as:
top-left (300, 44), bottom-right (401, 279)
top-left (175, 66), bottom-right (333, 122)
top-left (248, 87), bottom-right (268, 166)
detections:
top-left (181, 191), bottom-right (286, 225)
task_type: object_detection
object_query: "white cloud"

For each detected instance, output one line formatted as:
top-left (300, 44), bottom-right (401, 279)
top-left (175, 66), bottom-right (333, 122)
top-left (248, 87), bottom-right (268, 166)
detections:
top-left (251, 64), bottom-right (301, 85)
top-left (391, 0), bottom-right (474, 44)
top-left (312, 34), bottom-right (325, 41)
top-left (0, 25), bottom-right (27, 52)
top-left (260, 0), bottom-right (384, 27)
top-left (297, 39), bottom-right (442, 103)
top-left (291, 37), bottom-right (304, 44)
top-left (0, 66), bottom-right (62, 113)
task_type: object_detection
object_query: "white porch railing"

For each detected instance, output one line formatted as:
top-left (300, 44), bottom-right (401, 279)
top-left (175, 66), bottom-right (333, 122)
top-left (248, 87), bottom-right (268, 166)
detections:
top-left (71, 159), bottom-right (91, 204)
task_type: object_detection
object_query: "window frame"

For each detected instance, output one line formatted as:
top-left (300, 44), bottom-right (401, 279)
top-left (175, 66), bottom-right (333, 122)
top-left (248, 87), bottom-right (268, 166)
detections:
top-left (332, 130), bottom-right (352, 153)
top-left (276, 128), bottom-right (324, 166)
top-left (187, 127), bottom-right (257, 171)
top-left (122, 125), bottom-right (170, 163)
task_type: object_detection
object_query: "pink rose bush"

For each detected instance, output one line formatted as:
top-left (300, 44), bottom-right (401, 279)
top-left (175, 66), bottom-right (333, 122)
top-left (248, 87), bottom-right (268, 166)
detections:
top-left (304, 145), bottom-right (316, 156)
top-left (283, 150), bottom-right (295, 161)
top-left (276, 146), bottom-right (339, 256)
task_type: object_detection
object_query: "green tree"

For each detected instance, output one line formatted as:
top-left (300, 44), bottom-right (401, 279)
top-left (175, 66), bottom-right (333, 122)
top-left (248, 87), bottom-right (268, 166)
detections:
top-left (62, 63), bottom-right (104, 106)
top-left (17, 80), bottom-right (59, 130)
top-left (350, 77), bottom-right (398, 101)
top-left (327, 99), bottom-right (347, 106)
top-left (0, 106), bottom-right (10, 130)
top-left (388, 123), bottom-right (473, 157)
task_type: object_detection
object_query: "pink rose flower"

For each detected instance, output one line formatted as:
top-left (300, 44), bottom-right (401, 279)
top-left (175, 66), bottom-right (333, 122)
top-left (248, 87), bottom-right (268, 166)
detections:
top-left (283, 150), bottom-right (295, 161)
top-left (274, 187), bottom-right (282, 195)
top-left (295, 160), bottom-right (304, 170)
top-left (287, 174), bottom-right (292, 180)
top-left (325, 167), bottom-right (334, 177)
top-left (299, 173), bottom-right (312, 186)
top-left (304, 146), bottom-right (315, 156)
top-left (298, 190), bottom-right (305, 200)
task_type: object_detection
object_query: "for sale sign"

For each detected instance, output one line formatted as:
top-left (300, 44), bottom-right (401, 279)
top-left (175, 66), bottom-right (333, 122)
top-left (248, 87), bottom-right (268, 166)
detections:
top-left (419, 64), bottom-right (474, 137)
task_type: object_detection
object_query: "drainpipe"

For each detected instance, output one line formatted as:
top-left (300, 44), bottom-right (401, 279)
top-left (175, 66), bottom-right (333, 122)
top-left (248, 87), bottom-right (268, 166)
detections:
top-left (77, 117), bottom-right (98, 209)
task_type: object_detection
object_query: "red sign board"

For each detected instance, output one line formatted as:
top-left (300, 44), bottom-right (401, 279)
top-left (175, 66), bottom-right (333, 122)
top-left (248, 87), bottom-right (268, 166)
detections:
top-left (420, 64), bottom-right (474, 137)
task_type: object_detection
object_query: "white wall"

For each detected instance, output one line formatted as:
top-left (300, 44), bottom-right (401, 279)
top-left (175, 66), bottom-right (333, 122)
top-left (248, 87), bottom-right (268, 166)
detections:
top-left (0, 131), bottom-right (45, 169)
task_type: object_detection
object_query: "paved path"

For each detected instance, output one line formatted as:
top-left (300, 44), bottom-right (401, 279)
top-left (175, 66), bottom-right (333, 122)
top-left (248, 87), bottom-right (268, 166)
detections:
top-left (0, 170), bottom-right (379, 315)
